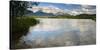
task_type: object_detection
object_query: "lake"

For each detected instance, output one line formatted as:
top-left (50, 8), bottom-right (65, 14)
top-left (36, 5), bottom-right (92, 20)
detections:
top-left (19, 18), bottom-right (96, 48)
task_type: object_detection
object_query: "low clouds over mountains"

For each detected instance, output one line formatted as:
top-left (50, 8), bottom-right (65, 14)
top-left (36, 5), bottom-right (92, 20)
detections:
top-left (27, 2), bottom-right (96, 16)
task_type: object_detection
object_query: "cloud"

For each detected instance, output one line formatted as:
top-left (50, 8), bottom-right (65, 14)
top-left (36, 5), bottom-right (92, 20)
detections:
top-left (27, 5), bottom-right (64, 15)
top-left (65, 5), bottom-right (96, 16)
top-left (27, 4), bottom-right (96, 16)
top-left (64, 9), bottom-right (82, 16)
top-left (47, 5), bottom-right (60, 10)
top-left (81, 5), bottom-right (96, 9)
top-left (40, 5), bottom-right (64, 14)
top-left (27, 8), bottom-right (40, 13)
top-left (81, 5), bottom-right (96, 14)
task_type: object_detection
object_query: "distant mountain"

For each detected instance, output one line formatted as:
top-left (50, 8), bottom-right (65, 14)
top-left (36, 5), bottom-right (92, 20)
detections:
top-left (26, 6), bottom-right (96, 17)
top-left (33, 10), bottom-right (55, 16)
top-left (25, 10), bottom-right (55, 16)
top-left (77, 14), bottom-right (96, 17)
top-left (26, 6), bottom-right (69, 16)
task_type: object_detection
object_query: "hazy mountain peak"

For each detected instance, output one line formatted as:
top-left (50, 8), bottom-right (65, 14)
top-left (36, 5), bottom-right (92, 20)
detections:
top-left (27, 5), bottom-right (96, 16)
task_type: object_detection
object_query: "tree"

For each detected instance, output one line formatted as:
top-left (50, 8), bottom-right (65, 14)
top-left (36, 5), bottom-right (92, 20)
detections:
top-left (10, 1), bottom-right (40, 17)
top-left (10, 1), bottom-right (40, 48)
top-left (10, 1), bottom-right (28, 17)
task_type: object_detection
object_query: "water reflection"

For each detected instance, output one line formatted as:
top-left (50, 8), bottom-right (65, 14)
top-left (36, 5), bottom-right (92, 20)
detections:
top-left (19, 18), bottom-right (96, 48)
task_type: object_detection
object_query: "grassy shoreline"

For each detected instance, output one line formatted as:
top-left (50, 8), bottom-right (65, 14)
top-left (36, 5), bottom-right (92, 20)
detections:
top-left (10, 17), bottom-right (39, 48)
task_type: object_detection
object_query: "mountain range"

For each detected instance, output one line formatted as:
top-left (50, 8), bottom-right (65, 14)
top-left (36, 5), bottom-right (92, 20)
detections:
top-left (26, 6), bottom-right (96, 16)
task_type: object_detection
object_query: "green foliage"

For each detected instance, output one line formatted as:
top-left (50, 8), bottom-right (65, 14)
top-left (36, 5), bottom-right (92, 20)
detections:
top-left (52, 14), bottom-right (96, 21)
top-left (10, 1), bottom-right (40, 17)
top-left (10, 1), bottom-right (28, 17)
top-left (10, 1), bottom-right (40, 48)
top-left (29, 14), bottom-right (96, 21)
top-left (10, 17), bottom-right (39, 48)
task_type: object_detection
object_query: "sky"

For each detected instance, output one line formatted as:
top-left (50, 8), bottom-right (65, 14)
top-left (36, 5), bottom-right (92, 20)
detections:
top-left (37, 2), bottom-right (82, 10)
top-left (28, 2), bottom-right (96, 15)
top-left (32, 2), bottom-right (96, 10)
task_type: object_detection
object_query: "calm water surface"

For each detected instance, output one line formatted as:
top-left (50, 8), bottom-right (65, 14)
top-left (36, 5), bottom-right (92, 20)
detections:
top-left (19, 18), bottom-right (96, 48)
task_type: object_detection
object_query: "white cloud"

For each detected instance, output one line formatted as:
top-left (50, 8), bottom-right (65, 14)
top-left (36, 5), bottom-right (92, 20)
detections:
top-left (64, 9), bottom-right (82, 16)
top-left (41, 5), bottom-right (64, 15)
top-left (27, 7), bottom-right (40, 13)
top-left (81, 5), bottom-right (96, 14)
top-left (27, 5), bottom-right (64, 15)
top-left (47, 5), bottom-right (60, 10)
top-left (27, 5), bottom-right (96, 16)
top-left (64, 5), bottom-right (96, 16)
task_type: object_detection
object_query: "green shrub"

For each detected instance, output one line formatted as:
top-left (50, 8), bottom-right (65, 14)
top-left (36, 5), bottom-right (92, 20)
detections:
top-left (10, 17), bottom-right (39, 48)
